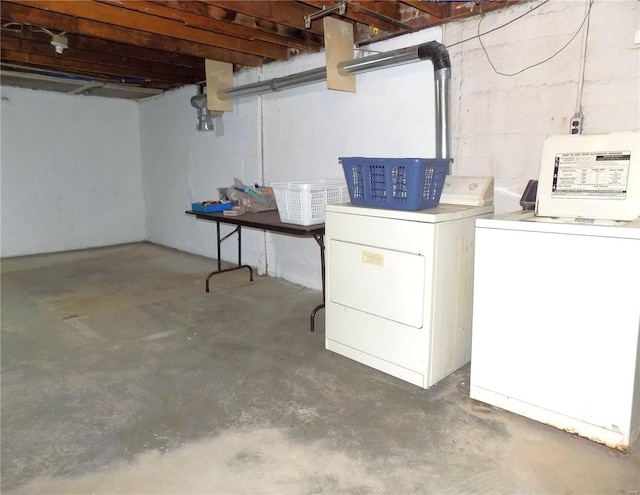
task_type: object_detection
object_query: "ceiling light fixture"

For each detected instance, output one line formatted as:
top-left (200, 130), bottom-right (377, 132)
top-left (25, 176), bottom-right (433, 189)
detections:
top-left (50, 33), bottom-right (68, 54)
top-left (32, 27), bottom-right (68, 54)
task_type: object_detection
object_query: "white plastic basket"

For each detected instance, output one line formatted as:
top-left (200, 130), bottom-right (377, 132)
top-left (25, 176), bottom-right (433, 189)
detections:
top-left (270, 179), bottom-right (349, 226)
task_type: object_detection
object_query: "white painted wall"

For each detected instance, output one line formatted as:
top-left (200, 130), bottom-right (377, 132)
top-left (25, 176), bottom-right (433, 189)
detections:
top-left (139, 29), bottom-right (443, 291)
top-left (260, 29), bottom-right (443, 289)
top-left (446, 0), bottom-right (640, 213)
top-left (0, 86), bottom-right (145, 257)
top-left (139, 77), bottom-right (265, 271)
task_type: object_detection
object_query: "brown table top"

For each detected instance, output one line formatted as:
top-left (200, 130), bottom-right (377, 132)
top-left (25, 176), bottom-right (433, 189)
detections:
top-left (186, 209), bottom-right (324, 236)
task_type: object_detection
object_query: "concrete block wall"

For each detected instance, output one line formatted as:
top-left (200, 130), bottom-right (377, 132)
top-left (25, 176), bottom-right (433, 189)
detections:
top-left (0, 87), bottom-right (145, 257)
top-left (446, 0), bottom-right (639, 213)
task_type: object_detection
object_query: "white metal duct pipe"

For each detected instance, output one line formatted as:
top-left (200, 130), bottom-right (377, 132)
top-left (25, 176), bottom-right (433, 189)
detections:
top-left (434, 68), bottom-right (451, 160)
top-left (216, 41), bottom-right (451, 159)
top-left (221, 67), bottom-right (327, 100)
top-left (337, 44), bottom-right (433, 75)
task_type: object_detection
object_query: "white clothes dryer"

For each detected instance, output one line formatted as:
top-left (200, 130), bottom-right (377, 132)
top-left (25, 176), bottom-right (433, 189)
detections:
top-left (325, 178), bottom-right (493, 389)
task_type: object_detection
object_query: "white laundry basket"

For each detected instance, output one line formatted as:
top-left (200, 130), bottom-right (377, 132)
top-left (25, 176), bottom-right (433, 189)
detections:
top-left (270, 179), bottom-right (349, 226)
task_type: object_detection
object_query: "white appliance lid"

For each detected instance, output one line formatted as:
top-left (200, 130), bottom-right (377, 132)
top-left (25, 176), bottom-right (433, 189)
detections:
top-left (326, 203), bottom-right (493, 223)
top-left (439, 175), bottom-right (494, 206)
top-left (476, 211), bottom-right (640, 239)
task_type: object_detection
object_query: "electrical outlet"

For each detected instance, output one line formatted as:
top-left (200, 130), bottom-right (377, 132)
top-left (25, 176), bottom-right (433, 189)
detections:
top-left (570, 116), bottom-right (583, 135)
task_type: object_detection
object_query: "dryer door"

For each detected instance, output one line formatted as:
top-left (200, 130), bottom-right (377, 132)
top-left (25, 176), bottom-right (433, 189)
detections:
top-left (329, 240), bottom-right (426, 328)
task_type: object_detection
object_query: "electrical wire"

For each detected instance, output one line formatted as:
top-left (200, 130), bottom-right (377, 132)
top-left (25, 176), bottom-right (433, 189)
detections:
top-left (446, 0), bottom-right (552, 49)
top-left (477, 0), bottom-right (595, 77)
top-left (1, 61), bottom-right (150, 86)
top-left (574, 0), bottom-right (592, 116)
top-left (1, 21), bottom-right (24, 32)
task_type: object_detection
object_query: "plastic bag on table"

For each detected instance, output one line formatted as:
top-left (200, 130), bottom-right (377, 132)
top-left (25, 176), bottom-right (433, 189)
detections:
top-left (226, 178), bottom-right (276, 212)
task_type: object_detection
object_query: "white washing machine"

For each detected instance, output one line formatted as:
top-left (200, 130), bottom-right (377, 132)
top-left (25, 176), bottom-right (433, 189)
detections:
top-left (470, 131), bottom-right (640, 451)
top-left (325, 176), bottom-right (494, 389)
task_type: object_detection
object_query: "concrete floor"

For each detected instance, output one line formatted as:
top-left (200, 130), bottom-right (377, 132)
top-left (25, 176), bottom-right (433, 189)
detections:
top-left (1, 242), bottom-right (638, 495)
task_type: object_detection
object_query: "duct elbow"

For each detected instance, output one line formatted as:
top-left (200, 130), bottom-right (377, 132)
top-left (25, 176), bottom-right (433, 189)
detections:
top-left (417, 41), bottom-right (451, 72)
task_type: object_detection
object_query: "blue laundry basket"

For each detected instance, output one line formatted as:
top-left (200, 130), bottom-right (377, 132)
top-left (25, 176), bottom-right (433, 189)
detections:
top-left (340, 157), bottom-right (450, 211)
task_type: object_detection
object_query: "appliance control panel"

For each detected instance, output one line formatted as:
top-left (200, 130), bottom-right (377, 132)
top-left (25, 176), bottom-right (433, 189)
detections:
top-left (536, 131), bottom-right (640, 221)
top-left (440, 175), bottom-right (494, 206)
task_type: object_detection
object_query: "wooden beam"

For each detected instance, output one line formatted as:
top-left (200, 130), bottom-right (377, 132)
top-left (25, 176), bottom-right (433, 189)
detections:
top-left (1, 2), bottom-right (269, 67)
top-left (161, 1), bottom-right (324, 50)
top-left (0, 19), bottom-right (211, 72)
top-left (301, 0), bottom-right (408, 33)
top-left (6, 0), bottom-right (289, 61)
top-left (358, 1), bottom-right (402, 20)
top-left (1, 33), bottom-right (204, 82)
top-left (401, 0), bottom-right (447, 19)
top-left (1, 48), bottom-right (189, 86)
top-left (62, 33), bottom-right (206, 71)
top-left (107, 0), bottom-right (323, 53)
top-left (204, 1), bottom-right (325, 36)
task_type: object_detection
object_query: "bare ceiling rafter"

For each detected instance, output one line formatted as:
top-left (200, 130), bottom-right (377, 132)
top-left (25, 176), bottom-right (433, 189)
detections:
top-left (0, 0), bottom-right (521, 97)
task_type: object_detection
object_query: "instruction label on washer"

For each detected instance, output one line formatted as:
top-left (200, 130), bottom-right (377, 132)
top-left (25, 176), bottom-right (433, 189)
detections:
top-left (552, 151), bottom-right (630, 199)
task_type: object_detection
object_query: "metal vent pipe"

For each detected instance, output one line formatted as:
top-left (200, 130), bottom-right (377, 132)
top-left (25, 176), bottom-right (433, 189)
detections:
top-left (217, 41), bottom-right (451, 159)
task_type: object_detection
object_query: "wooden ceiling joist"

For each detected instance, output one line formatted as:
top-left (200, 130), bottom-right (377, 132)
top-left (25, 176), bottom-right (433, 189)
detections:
top-left (160, 1), bottom-right (324, 49)
top-left (401, 0), bottom-right (448, 19)
top-left (0, 0), bottom-right (521, 94)
top-left (300, 0), bottom-right (407, 33)
top-left (97, 0), bottom-right (322, 53)
top-left (1, 1), bottom-right (269, 67)
top-left (203, 1), bottom-right (326, 36)
top-left (1, 48), bottom-right (189, 86)
top-left (6, 0), bottom-right (289, 60)
top-left (1, 33), bottom-right (205, 82)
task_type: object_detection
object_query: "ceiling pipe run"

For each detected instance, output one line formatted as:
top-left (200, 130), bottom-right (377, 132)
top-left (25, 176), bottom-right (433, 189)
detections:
top-left (217, 41), bottom-right (451, 159)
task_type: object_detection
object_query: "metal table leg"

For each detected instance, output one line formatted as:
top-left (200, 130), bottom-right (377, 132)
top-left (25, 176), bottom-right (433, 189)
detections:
top-left (205, 222), bottom-right (253, 292)
top-left (310, 233), bottom-right (325, 332)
